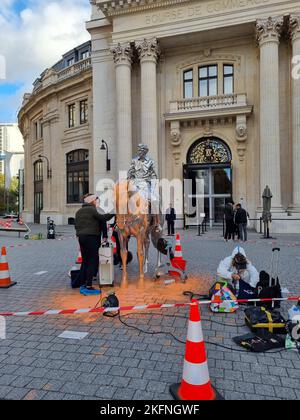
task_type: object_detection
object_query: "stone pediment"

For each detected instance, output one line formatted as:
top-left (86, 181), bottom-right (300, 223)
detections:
top-left (93, 0), bottom-right (195, 17)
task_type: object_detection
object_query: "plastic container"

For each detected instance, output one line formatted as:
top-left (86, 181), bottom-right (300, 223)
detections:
top-left (288, 305), bottom-right (300, 321)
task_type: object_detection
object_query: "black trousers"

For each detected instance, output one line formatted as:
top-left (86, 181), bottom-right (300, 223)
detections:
top-left (78, 235), bottom-right (101, 288)
top-left (167, 221), bottom-right (175, 235)
top-left (224, 220), bottom-right (234, 240)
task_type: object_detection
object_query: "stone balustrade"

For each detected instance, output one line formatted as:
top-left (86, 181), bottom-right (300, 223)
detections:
top-left (169, 93), bottom-right (247, 113)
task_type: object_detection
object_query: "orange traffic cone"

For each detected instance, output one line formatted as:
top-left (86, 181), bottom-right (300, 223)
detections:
top-left (170, 300), bottom-right (223, 400)
top-left (76, 248), bottom-right (83, 265)
top-left (174, 234), bottom-right (183, 259)
top-left (169, 233), bottom-right (187, 278)
top-left (0, 247), bottom-right (17, 289)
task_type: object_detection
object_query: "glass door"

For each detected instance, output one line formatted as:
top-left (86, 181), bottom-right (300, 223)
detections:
top-left (184, 165), bottom-right (232, 227)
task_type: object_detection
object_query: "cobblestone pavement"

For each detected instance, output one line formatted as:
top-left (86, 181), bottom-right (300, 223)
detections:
top-left (0, 225), bottom-right (299, 400)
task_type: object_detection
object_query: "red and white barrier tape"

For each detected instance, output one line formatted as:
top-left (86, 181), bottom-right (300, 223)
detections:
top-left (0, 296), bottom-right (299, 318)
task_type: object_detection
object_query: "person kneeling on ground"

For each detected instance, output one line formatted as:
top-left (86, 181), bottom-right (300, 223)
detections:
top-left (217, 247), bottom-right (259, 299)
top-left (75, 194), bottom-right (114, 296)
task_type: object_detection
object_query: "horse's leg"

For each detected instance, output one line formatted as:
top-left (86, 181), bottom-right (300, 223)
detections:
top-left (143, 232), bottom-right (151, 274)
top-left (119, 234), bottom-right (128, 286)
top-left (136, 234), bottom-right (144, 285)
top-left (157, 249), bottom-right (162, 268)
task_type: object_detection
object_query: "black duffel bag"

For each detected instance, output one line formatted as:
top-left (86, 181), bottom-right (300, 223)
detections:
top-left (245, 306), bottom-right (286, 335)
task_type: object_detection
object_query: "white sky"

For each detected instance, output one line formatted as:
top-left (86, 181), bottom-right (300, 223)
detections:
top-left (0, 0), bottom-right (91, 122)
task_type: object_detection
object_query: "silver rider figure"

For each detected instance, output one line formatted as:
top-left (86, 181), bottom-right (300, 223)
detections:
top-left (127, 144), bottom-right (160, 228)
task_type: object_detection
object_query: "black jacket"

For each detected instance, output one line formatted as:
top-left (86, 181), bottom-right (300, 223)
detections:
top-left (166, 208), bottom-right (176, 222)
top-left (75, 204), bottom-right (114, 236)
top-left (234, 208), bottom-right (248, 224)
top-left (224, 204), bottom-right (234, 221)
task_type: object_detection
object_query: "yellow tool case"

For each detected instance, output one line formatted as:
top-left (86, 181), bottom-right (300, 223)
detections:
top-left (245, 307), bottom-right (287, 335)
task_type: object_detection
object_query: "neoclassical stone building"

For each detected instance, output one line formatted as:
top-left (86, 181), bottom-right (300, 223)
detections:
top-left (19, 42), bottom-right (93, 224)
top-left (19, 1), bottom-right (300, 232)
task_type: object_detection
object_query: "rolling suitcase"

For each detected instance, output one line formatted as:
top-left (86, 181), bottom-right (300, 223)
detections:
top-left (99, 242), bottom-right (114, 287)
top-left (256, 247), bottom-right (282, 309)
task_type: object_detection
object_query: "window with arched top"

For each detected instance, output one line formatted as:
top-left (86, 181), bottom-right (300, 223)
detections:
top-left (66, 149), bottom-right (89, 203)
top-left (187, 138), bottom-right (232, 165)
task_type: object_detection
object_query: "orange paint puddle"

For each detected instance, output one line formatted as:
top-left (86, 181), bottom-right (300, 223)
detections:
top-left (49, 273), bottom-right (213, 320)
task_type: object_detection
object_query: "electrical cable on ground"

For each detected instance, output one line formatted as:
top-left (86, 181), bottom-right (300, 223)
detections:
top-left (117, 312), bottom-right (294, 355)
top-left (119, 311), bottom-right (246, 328)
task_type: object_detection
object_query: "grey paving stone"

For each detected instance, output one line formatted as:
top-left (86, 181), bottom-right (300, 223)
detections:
top-left (147, 381), bottom-right (167, 394)
top-left (5, 387), bottom-right (29, 400)
top-left (233, 362), bottom-right (251, 373)
top-left (281, 377), bottom-right (300, 389)
top-left (128, 378), bottom-right (149, 391)
top-left (26, 378), bottom-right (48, 390)
top-left (110, 376), bottom-right (131, 388)
top-left (134, 390), bottom-right (155, 400)
top-left (126, 367), bottom-right (145, 378)
top-left (274, 387), bottom-right (297, 400)
top-left (42, 392), bottom-right (66, 400)
top-left (254, 384), bottom-right (276, 397)
top-left (143, 369), bottom-right (162, 381)
top-left (60, 382), bottom-right (99, 397)
top-left (216, 379), bottom-right (235, 392)
top-left (95, 386), bottom-right (117, 399)
top-left (0, 374), bottom-right (18, 386)
top-left (23, 390), bottom-right (48, 400)
top-left (224, 391), bottom-right (245, 401)
top-left (0, 385), bottom-right (13, 399)
top-left (43, 380), bottom-right (65, 392)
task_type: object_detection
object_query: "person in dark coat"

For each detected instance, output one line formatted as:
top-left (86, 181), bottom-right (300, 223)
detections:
top-left (166, 204), bottom-right (176, 236)
top-left (75, 194), bottom-right (114, 296)
top-left (234, 203), bottom-right (249, 242)
top-left (224, 202), bottom-right (235, 241)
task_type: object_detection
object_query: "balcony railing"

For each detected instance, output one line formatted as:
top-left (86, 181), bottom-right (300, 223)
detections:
top-left (57, 58), bottom-right (92, 81)
top-left (30, 58), bottom-right (92, 96)
top-left (169, 93), bottom-right (247, 113)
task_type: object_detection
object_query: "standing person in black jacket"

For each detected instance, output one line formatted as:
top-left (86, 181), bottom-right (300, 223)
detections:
top-left (166, 204), bottom-right (176, 236)
top-left (234, 203), bottom-right (249, 242)
top-left (224, 202), bottom-right (234, 242)
top-left (75, 194), bottom-right (114, 296)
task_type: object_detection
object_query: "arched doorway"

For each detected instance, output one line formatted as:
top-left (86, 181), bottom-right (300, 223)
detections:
top-left (34, 160), bottom-right (43, 224)
top-left (183, 137), bottom-right (232, 227)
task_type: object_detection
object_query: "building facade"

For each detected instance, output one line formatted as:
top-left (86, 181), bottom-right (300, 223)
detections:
top-left (0, 123), bottom-right (24, 187)
top-left (18, 42), bottom-right (93, 224)
top-left (19, 1), bottom-right (300, 232)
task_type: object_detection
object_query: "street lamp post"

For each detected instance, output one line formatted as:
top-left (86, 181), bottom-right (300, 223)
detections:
top-left (100, 140), bottom-right (111, 172)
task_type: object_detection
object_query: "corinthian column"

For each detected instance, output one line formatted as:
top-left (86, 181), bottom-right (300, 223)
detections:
top-left (256, 17), bottom-right (283, 209)
top-left (135, 38), bottom-right (160, 165)
top-left (290, 15), bottom-right (300, 210)
top-left (111, 43), bottom-right (133, 172)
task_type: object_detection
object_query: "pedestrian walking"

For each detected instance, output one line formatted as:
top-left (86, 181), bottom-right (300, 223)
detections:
top-left (234, 203), bottom-right (249, 242)
top-left (75, 194), bottom-right (114, 296)
top-left (166, 204), bottom-right (176, 236)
